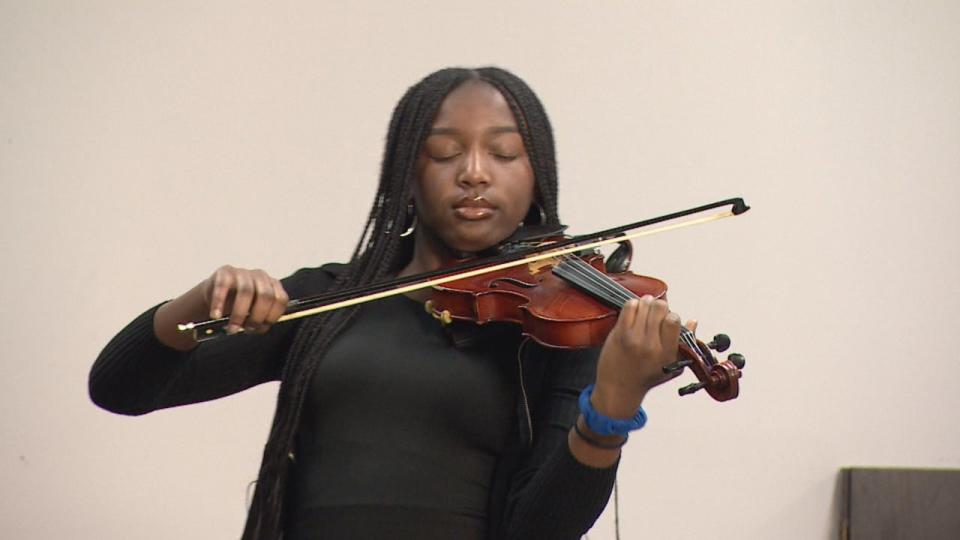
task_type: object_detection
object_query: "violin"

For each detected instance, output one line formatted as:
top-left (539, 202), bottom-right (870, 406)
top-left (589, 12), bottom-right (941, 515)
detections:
top-left (179, 198), bottom-right (750, 402)
top-left (427, 246), bottom-right (745, 402)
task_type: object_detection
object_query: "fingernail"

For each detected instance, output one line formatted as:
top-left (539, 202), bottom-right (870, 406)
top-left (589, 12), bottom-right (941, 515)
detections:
top-left (212, 309), bottom-right (222, 319)
top-left (226, 324), bottom-right (239, 335)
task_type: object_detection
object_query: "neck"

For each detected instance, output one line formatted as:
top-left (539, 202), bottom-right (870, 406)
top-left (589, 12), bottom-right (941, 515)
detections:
top-left (398, 227), bottom-right (465, 301)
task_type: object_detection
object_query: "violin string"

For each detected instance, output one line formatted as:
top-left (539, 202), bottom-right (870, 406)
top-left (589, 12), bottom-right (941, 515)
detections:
top-left (561, 257), bottom-right (702, 355)
top-left (550, 257), bottom-right (618, 305)
top-left (556, 256), bottom-right (704, 361)
top-left (561, 256), bottom-right (634, 305)
top-left (552, 258), bottom-right (627, 308)
top-left (561, 259), bottom-right (705, 356)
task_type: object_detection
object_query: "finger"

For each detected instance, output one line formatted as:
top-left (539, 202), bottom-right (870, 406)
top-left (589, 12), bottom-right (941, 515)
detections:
top-left (208, 267), bottom-right (235, 320)
top-left (261, 278), bottom-right (289, 332)
top-left (245, 270), bottom-right (275, 330)
top-left (618, 296), bottom-right (652, 349)
top-left (644, 298), bottom-right (670, 343)
top-left (228, 271), bottom-right (255, 334)
top-left (633, 294), bottom-right (656, 332)
top-left (617, 298), bottom-right (641, 333)
top-left (660, 312), bottom-right (683, 357)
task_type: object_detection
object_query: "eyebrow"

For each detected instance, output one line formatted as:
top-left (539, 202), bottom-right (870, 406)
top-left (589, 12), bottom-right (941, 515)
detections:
top-left (428, 126), bottom-right (519, 136)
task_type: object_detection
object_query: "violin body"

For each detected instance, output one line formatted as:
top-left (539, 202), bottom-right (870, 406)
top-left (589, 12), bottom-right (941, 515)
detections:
top-left (429, 252), bottom-right (667, 349)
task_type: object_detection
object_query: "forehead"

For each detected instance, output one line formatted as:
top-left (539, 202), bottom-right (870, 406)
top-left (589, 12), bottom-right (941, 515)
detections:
top-left (431, 80), bottom-right (518, 129)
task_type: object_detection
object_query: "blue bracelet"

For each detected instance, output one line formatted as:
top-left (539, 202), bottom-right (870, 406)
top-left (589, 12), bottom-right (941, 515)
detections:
top-left (578, 384), bottom-right (647, 436)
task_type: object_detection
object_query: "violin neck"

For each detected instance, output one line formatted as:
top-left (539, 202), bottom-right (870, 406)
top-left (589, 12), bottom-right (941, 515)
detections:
top-left (552, 256), bottom-right (708, 362)
top-left (552, 256), bottom-right (637, 309)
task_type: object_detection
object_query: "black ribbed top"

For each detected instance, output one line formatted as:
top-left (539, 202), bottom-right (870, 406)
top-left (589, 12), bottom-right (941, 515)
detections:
top-left (89, 265), bottom-right (620, 540)
top-left (285, 294), bottom-right (515, 539)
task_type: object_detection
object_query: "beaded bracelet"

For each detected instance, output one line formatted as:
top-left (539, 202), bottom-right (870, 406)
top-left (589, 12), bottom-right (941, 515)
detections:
top-left (578, 384), bottom-right (647, 436)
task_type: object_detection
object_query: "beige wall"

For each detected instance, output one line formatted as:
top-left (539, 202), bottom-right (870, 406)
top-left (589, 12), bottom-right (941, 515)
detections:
top-left (3, 1), bottom-right (958, 538)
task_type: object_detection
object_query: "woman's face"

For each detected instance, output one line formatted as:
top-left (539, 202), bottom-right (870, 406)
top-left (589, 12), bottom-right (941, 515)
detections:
top-left (413, 80), bottom-right (535, 254)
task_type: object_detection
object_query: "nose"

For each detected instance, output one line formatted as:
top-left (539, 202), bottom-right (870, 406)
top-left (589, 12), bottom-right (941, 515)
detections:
top-left (457, 146), bottom-right (491, 188)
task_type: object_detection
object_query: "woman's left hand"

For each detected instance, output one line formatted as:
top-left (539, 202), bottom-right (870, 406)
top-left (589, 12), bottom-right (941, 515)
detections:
top-left (589, 295), bottom-right (695, 419)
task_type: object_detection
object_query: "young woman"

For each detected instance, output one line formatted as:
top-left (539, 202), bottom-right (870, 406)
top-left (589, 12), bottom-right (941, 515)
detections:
top-left (90, 67), bottom-right (688, 540)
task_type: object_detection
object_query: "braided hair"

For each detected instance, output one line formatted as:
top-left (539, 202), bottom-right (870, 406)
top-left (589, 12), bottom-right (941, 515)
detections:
top-left (242, 66), bottom-right (562, 539)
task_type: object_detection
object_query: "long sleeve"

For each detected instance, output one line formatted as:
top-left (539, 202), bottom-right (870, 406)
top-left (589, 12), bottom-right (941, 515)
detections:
top-left (499, 345), bottom-right (618, 540)
top-left (88, 265), bottom-right (339, 416)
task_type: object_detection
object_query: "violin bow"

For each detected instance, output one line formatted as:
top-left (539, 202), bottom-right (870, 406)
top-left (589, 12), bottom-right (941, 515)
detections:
top-left (180, 197), bottom-right (750, 341)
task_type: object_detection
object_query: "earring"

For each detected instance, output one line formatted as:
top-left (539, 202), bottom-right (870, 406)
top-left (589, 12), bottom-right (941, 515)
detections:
top-left (400, 203), bottom-right (417, 237)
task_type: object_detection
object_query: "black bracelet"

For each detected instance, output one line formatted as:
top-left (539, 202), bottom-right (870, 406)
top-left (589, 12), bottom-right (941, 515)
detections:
top-left (574, 421), bottom-right (629, 449)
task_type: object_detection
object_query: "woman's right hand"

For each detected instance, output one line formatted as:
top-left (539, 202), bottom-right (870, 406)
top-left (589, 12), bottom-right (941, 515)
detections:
top-left (201, 265), bottom-right (290, 335)
top-left (153, 265), bottom-right (289, 351)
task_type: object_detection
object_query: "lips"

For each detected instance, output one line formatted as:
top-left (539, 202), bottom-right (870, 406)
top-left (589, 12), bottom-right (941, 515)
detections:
top-left (453, 196), bottom-right (496, 220)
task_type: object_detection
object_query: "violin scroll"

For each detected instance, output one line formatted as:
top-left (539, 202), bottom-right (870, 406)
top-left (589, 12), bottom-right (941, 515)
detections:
top-left (665, 332), bottom-right (746, 401)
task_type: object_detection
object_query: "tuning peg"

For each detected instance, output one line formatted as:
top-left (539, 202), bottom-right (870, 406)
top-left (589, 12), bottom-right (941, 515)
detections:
top-left (708, 334), bottom-right (731, 352)
top-left (662, 359), bottom-right (693, 374)
top-left (678, 382), bottom-right (706, 396)
top-left (727, 353), bottom-right (746, 369)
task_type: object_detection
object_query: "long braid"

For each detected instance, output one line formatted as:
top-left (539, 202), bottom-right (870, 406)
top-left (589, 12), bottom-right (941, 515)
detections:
top-left (242, 67), bottom-right (562, 539)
